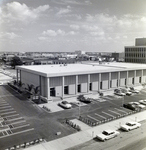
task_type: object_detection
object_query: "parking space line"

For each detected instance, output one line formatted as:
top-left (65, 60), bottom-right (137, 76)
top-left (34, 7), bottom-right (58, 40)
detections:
top-left (0, 103), bottom-right (9, 106)
top-left (108, 110), bottom-right (121, 115)
top-left (0, 108), bottom-right (14, 113)
top-left (0, 102), bottom-right (8, 105)
top-left (0, 128), bottom-right (34, 139)
top-left (87, 115), bottom-right (99, 121)
top-left (1, 111), bottom-right (16, 115)
top-left (12, 124), bottom-right (30, 130)
top-left (95, 113), bottom-right (107, 119)
top-left (5, 114), bottom-right (19, 118)
top-left (102, 111), bottom-right (115, 118)
top-left (114, 108), bottom-right (127, 113)
top-left (8, 117), bottom-right (23, 121)
top-left (11, 120), bottom-right (26, 125)
top-left (0, 106), bottom-right (11, 109)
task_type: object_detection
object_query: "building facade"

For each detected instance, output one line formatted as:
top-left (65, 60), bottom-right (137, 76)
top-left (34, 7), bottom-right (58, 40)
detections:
top-left (125, 38), bottom-right (146, 63)
top-left (16, 63), bottom-right (146, 100)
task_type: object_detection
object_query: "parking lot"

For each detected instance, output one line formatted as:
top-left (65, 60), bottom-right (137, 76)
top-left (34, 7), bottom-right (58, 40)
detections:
top-left (0, 98), bottom-right (34, 139)
top-left (0, 83), bottom-right (145, 150)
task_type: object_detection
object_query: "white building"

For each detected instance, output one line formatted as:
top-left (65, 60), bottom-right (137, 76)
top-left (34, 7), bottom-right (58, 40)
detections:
top-left (16, 62), bottom-right (146, 100)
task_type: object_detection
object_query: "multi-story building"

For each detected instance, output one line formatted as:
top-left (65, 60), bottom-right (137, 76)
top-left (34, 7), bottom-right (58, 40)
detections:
top-left (125, 38), bottom-right (146, 63)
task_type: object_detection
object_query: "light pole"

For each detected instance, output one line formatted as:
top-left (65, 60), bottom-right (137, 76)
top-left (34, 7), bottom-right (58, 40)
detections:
top-left (122, 95), bottom-right (125, 106)
top-left (79, 102), bottom-right (81, 117)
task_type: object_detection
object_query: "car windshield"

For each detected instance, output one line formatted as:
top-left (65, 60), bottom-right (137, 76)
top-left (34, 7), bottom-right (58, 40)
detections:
top-left (62, 101), bottom-right (68, 104)
top-left (102, 131), bottom-right (110, 135)
top-left (126, 123), bottom-right (135, 126)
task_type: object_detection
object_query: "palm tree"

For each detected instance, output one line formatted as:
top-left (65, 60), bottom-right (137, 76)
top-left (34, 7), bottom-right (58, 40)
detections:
top-left (32, 86), bottom-right (40, 103)
top-left (26, 84), bottom-right (34, 93)
top-left (33, 86), bottom-right (40, 98)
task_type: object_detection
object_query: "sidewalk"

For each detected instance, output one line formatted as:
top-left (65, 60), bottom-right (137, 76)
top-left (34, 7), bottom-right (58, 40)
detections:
top-left (25, 110), bottom-right (146, 150)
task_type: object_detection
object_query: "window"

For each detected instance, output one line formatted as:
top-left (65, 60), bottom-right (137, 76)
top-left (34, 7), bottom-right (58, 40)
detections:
top-left (89, 83), bottom-right (92, 91)
top-left (132, 78), bottom-right (134, 84)
top-left (100, 82), bottom-right (102, 89)
top-left (139, 77), bottom-right (141, 83)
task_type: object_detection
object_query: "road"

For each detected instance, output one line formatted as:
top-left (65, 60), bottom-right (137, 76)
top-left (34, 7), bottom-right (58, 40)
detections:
top-left (68, 120), bottom-right (146, 150)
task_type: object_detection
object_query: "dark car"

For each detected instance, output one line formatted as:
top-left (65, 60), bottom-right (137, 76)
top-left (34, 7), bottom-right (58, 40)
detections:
top-left (77, 95), bottom-right (92, 103)
top-left (123, 103), bottom-right (138, 111)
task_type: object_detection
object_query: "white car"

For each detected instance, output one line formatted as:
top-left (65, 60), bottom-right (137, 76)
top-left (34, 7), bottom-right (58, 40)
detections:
top-left (128, 87), bottom-right (139, 93)
top-left (120, 121), bottom-right (141, 131)
top-left (58, 101), bottom-right (72, 109)
top-left (139, 100), bottom-right (146, 105)
top-left (96, 130), bottom-right (120, 141)
top-left (120, 88), bottom-right (132, 96)
top-left (129, 102), bottom-right (145, 109)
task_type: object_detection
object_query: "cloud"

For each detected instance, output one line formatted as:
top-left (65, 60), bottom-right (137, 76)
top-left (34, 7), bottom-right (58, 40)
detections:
top-left (82, 25), bottom-right (100, 31)
top-left (42, 29), bottom-right (65, 36)
top-left (56, 5), bottom-right (71, 15)
top-left (70, 24), bottom-right (80, 30)
top-left (90, 31), bottom-right (104, 36)
top-left (0, 32), bottom-right (19, 39)
top-left (1, 2), bottom-right (49, 24)
top-left (67, 31), bottom-right (78, 35)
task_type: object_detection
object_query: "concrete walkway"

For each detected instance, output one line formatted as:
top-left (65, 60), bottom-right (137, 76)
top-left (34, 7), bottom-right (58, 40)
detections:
top-left (25, 110), bottom-right (146, 150)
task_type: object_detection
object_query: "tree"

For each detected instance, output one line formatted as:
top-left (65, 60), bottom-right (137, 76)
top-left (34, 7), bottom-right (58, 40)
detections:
top-left (33, 86), bottom-right (40, 96)
top-left (10, 56), bottom-right (23, 69)
top-left (26, 84), bottom-right (34, 93)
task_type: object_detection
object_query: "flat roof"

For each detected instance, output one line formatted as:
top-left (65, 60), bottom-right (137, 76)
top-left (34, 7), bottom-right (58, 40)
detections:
top-left (16, 62), bottom-right (146, 77)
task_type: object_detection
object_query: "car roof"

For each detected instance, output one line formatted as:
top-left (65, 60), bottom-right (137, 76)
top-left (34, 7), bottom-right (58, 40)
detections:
top-left (103, 129), bottom-right (115, 133)
top-left (126, 121), bottom-right (137, 124)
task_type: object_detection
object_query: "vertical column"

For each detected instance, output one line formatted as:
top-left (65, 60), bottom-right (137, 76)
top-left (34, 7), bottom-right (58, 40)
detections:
top-left (16, 69), bottom-right (19, 82)
top-left (118, 72), bottom-right (120, 87)
top-left (62, 76), bottom-right (64, 98)
top-left (141, 70), bottom-right (143, 83)
top-left (126, 71), bottom-right (129, 86)
top-left (39, 76), bottom-right (42, 95)
top-left (108, 72), bottom-right (111, 89)
top-left (46, 78), bottom-right (50, 99)
top-left (87, 74), bottom-right (90, 92)
top-left (134, 70), bottom-right (136, 85)
top-left (19, 70), bottom-right (21, 82)
top-left (75, 75), bottom-right (78, 94)
top-left (98, 73), bottom-right (101, 91)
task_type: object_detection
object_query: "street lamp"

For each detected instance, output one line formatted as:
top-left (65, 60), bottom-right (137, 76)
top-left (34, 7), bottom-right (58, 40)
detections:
top-left (122, 95), bottom-right (125, 106)
top-left (79, 102), bottom-right (81, 117)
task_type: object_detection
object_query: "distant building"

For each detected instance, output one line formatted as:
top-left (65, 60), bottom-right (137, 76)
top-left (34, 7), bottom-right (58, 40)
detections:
top-left (125, 38), bottom-right (146, 63)
top-left (75, 50), bottom-right (85, 55)
top-left (112, 52), bottom-right (124, 62)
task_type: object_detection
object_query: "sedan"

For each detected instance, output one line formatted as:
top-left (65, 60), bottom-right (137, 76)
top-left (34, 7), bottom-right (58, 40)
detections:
top-left (120, 121), bottom-right (141, 131)
top-left (123, 103), bottom-right (138, 111)
top-left (139, 99), bottom-right (146, 105)
top-left (96, 130), bottom-right (120, 141)
top-left (58, 101), bottom-right (72, 109)
top-left (129, 102), bottom-right (145, 109)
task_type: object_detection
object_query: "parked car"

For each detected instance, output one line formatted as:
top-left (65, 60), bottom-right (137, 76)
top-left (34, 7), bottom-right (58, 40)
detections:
top-left (123, 103), bottom-right (138, 111)
top-left (114, 89), bottom-right (126, 96)
top-left (96, 130), bottom-right (120, 141)
top-left (120, 88), bottom-right (132, 96)
top-left (58, 101), bottom-right (72, 109)
top-left (128, 87), bottom-right (139, 93)
top-left (120, 121), bottom-right (141, 131)
top-left (139, 99), bottom-right (146, 105)
top-left (77, 95), bottom-right (92, 103)
top-left (129, 102), bottom-right (145, 109)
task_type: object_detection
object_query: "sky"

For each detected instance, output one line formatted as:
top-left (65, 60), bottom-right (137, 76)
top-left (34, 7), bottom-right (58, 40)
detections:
top-left (0, 0), bottom-right (146, 52)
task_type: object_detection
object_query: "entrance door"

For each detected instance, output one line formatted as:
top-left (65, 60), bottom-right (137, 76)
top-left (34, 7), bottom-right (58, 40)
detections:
top-left (50, 87), bottom-right (55, 96)
top-left (78, 84), bottom-right (81, 93)
top-left (64, 86), bottom-right (69, 94)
